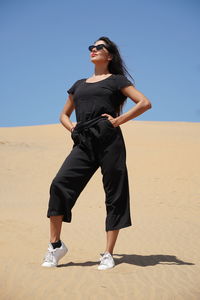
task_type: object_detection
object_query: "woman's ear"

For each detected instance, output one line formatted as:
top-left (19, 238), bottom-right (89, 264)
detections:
top-left (108, 54), bottom-right (113, 61)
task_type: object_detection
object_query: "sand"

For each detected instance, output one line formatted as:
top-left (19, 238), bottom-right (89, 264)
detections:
top-left (0, 120), bottom-right (200, 300)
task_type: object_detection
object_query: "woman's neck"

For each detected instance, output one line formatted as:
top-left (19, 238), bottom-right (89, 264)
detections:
top-left (93, 65), bottom-right (110, 76)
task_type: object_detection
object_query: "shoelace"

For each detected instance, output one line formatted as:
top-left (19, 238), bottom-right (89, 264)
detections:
top-left (43, 247), bottom-right (56, 262)
top-left (99, 253), bottom-right (111, 264)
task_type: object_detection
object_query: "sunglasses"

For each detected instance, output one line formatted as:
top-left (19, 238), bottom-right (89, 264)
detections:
top-left (88, 44), bottom-right (109, 52)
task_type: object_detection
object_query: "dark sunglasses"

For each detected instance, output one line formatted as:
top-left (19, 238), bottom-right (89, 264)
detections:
top-left (88, 44), bottom-right (109, 52)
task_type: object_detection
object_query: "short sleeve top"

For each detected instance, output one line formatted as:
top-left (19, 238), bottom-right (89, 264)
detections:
top-left (67, 74), bottom-right (134, 122)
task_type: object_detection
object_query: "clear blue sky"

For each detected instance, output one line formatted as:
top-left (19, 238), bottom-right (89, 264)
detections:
top-left (0, 0), bottom-right (199, 127)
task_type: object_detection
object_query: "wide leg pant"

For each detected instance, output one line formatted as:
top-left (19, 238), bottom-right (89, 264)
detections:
top-left (47, 116), bottom-right (132, 231)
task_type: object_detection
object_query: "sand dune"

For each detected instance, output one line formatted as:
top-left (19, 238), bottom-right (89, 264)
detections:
top-left (0, 120), bottom-right (200, 300)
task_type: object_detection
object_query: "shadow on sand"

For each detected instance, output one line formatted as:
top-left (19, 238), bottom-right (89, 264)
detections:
top-left (58, 254), bottom-right (194, 268)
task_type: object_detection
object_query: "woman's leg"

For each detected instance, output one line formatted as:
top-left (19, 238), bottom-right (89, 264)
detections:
top-left (42, 215), bottom-right (67, 267)
top-left (99, 127), bottom-right (132, 234)
top-left (98, 229), bottom-right (120, 270)
top-left (50, 215), bottom-right (64, 243)
top-left (47, 145), bottom-right (99, 224)
top-left (105, 229), bottom-right (119, 254)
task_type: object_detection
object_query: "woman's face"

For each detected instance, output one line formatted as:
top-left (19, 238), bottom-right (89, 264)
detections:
top-left (90, 40), bottom-right (113, 64)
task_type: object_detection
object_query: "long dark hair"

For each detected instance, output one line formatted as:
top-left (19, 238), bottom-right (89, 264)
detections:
top-left (94, 36), bottom-right (135, 116)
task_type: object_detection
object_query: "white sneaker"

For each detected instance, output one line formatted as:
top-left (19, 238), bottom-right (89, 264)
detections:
top-left (41, 240), bottom-right (68, 267)
top-left (98, 252), bottom-right (115, 270)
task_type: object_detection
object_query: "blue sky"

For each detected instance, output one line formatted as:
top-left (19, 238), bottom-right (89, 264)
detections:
top-left (0, 0), bottom-right (199, 127)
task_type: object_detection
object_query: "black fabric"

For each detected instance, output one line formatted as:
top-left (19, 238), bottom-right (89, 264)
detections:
top-left (47, 116), bottom-right (132, 231)
top-left (46, 74), bottom-right (133, 231)
top-left (51, 240), bottom-right (62, 249)
top-left (66, 74), bottom-right (134, 122)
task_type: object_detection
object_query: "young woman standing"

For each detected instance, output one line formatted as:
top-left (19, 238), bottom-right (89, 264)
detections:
top-left (41, 36), bottom-right (152, 270)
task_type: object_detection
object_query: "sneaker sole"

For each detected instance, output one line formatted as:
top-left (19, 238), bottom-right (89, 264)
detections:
top-left (98, 264), bottom-right (115, 270)
top-left (41, 262), bottom-right (58, 267)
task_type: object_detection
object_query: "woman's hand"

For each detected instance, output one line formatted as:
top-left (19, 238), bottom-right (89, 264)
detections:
top-left (101, 113), bottom-right (119, 127)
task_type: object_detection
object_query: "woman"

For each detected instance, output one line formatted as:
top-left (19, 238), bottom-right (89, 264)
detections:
top-left (41, 36), bottom-right (152, 270)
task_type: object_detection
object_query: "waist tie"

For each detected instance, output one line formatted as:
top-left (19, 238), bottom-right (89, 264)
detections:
top-left (71, 115), bottom-right (108, 161)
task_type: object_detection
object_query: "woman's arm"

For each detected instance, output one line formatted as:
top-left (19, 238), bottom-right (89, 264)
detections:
top-left (59, 94), bottom-right (77, 132)
top-left (113, 85), bottom-right (152, 127)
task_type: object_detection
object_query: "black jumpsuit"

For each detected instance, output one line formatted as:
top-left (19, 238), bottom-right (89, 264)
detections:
top-left (47, 74), bottom-right (134, 231)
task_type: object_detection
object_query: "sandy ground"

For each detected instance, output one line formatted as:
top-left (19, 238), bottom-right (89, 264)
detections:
top-left (0, 120), bottom-right (200, 300)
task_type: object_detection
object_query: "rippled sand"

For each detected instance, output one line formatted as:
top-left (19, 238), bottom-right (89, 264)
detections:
top-left (0, 120), bottom-right (200, 300)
